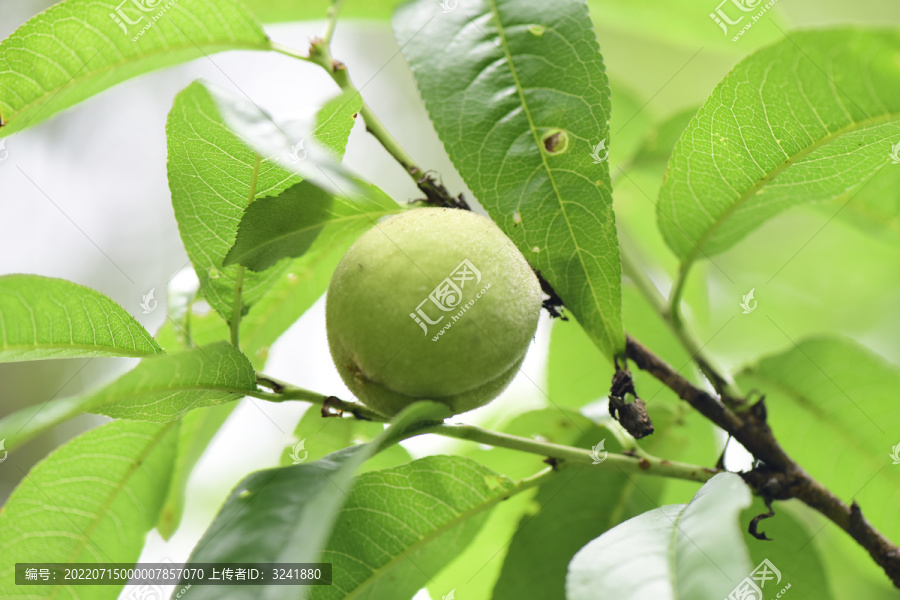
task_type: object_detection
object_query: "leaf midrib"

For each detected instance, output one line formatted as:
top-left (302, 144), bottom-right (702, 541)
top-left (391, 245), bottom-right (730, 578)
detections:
top-left (339, 476), bottom-right (522, 600)
top-left (483, 0), bottom-right (619, 351)
top-left (92, 382), bottom-right (254, 410)
top-left (666, 503), bottom-right (689, 598)
top-left (0, 342), bottom-right (162, 359)
top-left (680, 110), bottom-right (900, 270)
top-left (46, 422), bottom-right (176, 600)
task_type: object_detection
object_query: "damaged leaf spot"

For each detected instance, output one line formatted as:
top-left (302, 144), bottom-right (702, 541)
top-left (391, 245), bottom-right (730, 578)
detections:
top-left (542, 129), bottom-right (569, 155)
top-left (528, 24), bottom-right (546, 36)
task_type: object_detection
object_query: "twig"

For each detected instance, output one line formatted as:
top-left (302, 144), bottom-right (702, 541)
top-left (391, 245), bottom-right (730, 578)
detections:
top-left (414, 422), bottom-right (716, 483)
top-left (301, 38), bottom-right (467, 209)
top-left (620, 243), bottom-right (740, 403)
top-left (625, 334), bottom-right (900, 587)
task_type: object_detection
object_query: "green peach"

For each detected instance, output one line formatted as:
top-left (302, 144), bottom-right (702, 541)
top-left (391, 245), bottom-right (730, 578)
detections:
top-left (325, 207), bottom-right (542, 417)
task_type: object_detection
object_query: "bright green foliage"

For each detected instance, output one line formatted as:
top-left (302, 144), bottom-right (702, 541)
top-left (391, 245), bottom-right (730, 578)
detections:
top-left (492, 431), bottom-right (661, 600)
top-left (312, 455), bottom-right (516, 600)
top-left (181, 401), bottom-right (450, 600)
top-left (92, 341), bottom-right (255, 420)
top-left (0, 420), bottom-right (178, 599)
top-left (658, 30), bottom-right (900, 267)
top-left (225, 180), bottom-right (405, 271)
top-left (566, 473), bottom-right (753, 600)
top-left (0, 274), bottom-right (161, 361)
top-left (428, 409), bottom-right (597, 600)
top-left (157, 403), bottom-right (237, 539)
top-left (394, 0), bottom-right (624, 360)
top-left (167, 81), bottom-right (368, 319)
top-left (737, 337), bottom-right (900, 543)
top-left (167, 81), bottom-right (298, 319)
top-left (281, 407), bottom-right (410, 472)
top-left (0, 342), bottom-right (254, 450)
top-left (0, 0), bottom-right (269, 138)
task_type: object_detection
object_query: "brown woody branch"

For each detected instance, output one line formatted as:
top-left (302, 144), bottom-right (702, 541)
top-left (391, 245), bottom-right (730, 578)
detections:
top-left (625, 334), bottom-right (900, 587)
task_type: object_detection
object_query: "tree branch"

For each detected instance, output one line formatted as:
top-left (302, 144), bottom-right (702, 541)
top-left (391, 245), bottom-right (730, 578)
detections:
top-left (253, 373), bottom-right (717, 485)
top-left (625, 334), bottom-right (900, 587)
top-left (303, 39), bottom-right (467, 210)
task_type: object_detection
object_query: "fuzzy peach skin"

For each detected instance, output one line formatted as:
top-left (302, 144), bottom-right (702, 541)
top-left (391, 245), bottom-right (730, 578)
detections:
top-left (325, 208), bottom-right (541, 417)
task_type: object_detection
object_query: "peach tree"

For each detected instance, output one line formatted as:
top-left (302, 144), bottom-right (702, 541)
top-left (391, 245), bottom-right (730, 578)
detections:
top-left (0, 0), bottom-right (899, 599)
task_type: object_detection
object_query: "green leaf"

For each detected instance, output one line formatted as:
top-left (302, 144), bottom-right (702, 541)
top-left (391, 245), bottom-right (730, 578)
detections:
top-left (658, 29), bottom-right (900, 268)
top-left (0, 342), bottom-right (255, 451)
top-left (167, 81), bottom-right (366, 319)
top-left (736, 337), bottom-right (900, 543)
top-left (492, 430), bottom-right (661, 600)
top-left (312, 455), bottom-right (517, 600)
top-left (167, 81), bottom-right (296, 319)
top-left (0, 0), bottom-right (270, 138)
top-left (394, 0), bottom-right (624, 359)
top-left (157, 403), bottom-right (237, 540)
top-left (428, 408), bottom-right (594, 600)
top-left (826, 166), bottom-right (900, 243)
top-left (0, 274), bottom-right (161, 362)
top-left (153, 233), bottom-right (354, 368)
top-left (224, 179), bottom-right (404, 271)
top-left (280, 407), bottom-right (410, 472)
top-left (0, 420), bottom-right (178, 599)
top-left (566, 472), bottom-right (753, 600)
top-left (182, 401), bottom-right (449, 600)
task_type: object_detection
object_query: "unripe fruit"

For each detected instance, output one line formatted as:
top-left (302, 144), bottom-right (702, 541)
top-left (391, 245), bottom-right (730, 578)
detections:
top-left (326, 207), bottom-right (542, 417)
